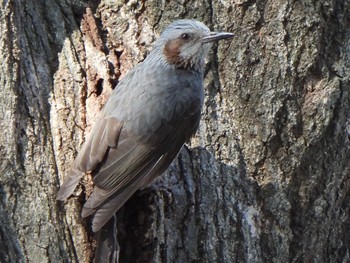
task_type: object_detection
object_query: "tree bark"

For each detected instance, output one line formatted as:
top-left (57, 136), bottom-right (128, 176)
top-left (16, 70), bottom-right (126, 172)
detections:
top-left (1, 0), bottom-right (349, 262)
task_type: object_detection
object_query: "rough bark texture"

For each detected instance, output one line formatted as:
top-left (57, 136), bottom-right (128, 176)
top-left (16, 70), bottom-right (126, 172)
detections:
top-left (0, 0), bottom-right (349, 262)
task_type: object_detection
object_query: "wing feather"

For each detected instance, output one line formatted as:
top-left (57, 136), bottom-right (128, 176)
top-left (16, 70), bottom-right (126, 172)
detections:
top-left (82, 141), bottom-right (161, 214)
top-left (88, 146), bottom-right (182, 232)
top-left (56, 116), bottom-right (123, 200)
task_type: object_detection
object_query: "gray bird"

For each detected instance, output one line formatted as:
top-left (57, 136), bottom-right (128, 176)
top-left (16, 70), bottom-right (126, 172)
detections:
top-left (57, 19), bottom-right (234, 233)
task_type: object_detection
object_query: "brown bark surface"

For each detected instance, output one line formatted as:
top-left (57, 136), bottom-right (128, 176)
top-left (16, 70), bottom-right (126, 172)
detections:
top-left (0, 0), bottom-right (349, 262)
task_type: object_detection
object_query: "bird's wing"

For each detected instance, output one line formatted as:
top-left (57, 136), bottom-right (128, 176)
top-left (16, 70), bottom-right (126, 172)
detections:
top-left (56, 116), bottom-right (123, 201)
top-left (86, 146), bottom-right (181, 232)
top-left (80, 121), bottom-right (185, 225)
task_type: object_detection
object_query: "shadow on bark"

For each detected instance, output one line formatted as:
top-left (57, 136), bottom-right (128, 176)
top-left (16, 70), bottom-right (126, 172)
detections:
top-left (116, 146), bottom-right (259, 263)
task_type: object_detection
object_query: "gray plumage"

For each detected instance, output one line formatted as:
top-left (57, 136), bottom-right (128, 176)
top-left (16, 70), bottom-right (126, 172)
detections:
top-left (57, 19), bottom-right (234, 232)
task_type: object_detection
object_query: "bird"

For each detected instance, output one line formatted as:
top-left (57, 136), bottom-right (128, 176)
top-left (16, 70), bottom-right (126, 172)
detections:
top-left (57, 19), bottom-right (234, 234)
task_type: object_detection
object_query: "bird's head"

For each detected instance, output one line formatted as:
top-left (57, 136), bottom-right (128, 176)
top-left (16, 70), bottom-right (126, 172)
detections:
top-left (155, 20), bottom-right (234, 71)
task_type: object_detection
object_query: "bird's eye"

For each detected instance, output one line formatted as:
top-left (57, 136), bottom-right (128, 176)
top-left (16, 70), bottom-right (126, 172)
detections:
top-left (181, 33), bottom-right (190, 40)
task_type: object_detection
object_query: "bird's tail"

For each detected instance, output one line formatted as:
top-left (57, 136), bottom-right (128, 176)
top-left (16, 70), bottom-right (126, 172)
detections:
top-left (94, 215), bottom-right (120, 263)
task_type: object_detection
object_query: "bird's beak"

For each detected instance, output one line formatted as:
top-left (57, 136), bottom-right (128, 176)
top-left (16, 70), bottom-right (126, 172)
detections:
top-left (202, 32), bottom-right (235, 43)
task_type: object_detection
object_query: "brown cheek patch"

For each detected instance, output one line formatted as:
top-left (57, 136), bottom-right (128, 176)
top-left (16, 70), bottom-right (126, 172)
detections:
top-left (163, 39), bottom-right (183, 65)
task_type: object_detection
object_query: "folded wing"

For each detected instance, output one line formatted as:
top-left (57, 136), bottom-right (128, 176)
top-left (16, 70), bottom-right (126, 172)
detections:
top-left (56, 116), bottom-right (123, 201)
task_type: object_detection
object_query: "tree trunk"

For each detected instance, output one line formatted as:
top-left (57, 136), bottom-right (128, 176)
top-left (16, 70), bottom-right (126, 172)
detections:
top-left (1, 0), bottom-right (349, 262)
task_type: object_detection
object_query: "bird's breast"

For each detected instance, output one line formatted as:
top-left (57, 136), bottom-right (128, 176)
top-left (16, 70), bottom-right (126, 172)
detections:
top-left (129, 71), bottom-right (204, 145)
